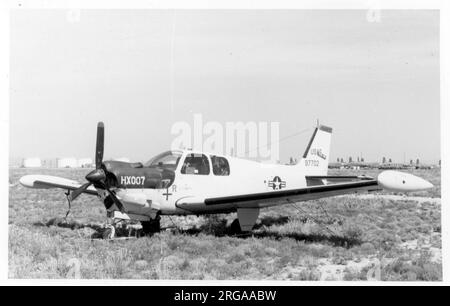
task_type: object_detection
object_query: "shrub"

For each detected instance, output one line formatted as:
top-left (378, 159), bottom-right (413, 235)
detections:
top-left (341, 224), bottom-right (363, 246)
top-left (382, 257), bottom-right (442, 281)
top-left (226, 252), bottom-right (246, 264)
top-left (294, 269), bottom-right (320, 281)
top-left (180, 258), bottom-right (190, 271)
top-left (360, 242), bottom-right (376, 254)
top-left (343, 267), bottom-right (364, 281)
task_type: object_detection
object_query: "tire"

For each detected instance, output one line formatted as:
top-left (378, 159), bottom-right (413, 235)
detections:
top-left (102, 225), bottom-right (115, 239)
top-left (141, 217), bottom-right (161, 235)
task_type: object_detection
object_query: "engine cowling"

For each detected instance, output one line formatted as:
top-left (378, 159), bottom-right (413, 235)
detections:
top-left (102, 161), bottom-right (175, 189)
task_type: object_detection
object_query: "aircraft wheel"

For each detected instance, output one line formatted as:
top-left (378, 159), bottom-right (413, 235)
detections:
top-left (230, 219), bottom-right (242, 234)
top-left (141, 217), bottom-right (161, 235)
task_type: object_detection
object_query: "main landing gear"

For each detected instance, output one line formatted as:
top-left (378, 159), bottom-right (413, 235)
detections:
top-left (141, 215), bottom-right (161, 235)
top-left (230, 219), bottom-right (243, 234)
top-left (102, 223), bottom-right (116, 239)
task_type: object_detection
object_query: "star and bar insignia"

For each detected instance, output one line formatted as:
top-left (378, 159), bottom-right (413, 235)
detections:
top-left (268, 176), bottom-right (286, 190)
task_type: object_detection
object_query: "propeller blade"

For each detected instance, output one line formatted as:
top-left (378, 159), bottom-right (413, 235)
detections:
top-left (68, 182), bottom-right (92, 202)
top-left (106, 188), bottom-right (125, 212)
top-left (95, 122), bottom-right (104, 169)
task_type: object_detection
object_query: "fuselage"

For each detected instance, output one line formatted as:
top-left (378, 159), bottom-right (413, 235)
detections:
top-left (100, 150), bottom-right (308, 217)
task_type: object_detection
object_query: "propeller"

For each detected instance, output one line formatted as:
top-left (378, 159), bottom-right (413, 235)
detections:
top-left (67, 122), bottom-right (125, 212)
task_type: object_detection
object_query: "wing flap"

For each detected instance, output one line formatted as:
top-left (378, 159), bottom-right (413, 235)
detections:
top-left (204, 179), bottom-right (380, 206)
top-left (19, 175), bottom-right (98, 196)
top-left (305, 175), bottom-right (374, 187)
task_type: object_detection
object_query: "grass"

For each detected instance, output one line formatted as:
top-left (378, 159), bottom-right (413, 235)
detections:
top-left (8, 167), bottom-right (442, 280)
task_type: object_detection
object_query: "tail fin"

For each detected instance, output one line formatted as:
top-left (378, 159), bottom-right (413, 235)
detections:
top-left (298, 125), bottom-right (332, 175)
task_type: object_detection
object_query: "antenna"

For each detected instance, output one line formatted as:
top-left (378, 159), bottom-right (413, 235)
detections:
top-left (244, 128), bottom-right (311, 156)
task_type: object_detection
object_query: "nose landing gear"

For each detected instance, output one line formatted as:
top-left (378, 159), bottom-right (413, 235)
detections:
top-left (98, 211), bottom-right (161, 239)
top-left (102, 224), bottom-right (116, 239)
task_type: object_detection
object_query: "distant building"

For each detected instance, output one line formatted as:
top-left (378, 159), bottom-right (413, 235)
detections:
top-left (22, 158), bottom-right (42, 168)
top-left (77, 158), bottom-right (93, 168)
top-left (57, 157), bottom-right (77, 168)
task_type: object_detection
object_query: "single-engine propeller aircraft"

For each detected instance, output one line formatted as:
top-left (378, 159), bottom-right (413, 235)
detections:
top-left (20, 122), bottom-right (433, 238)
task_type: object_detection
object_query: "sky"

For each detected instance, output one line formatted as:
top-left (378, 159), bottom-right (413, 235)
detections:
top-left (9, 9), bottom-right (440, 164)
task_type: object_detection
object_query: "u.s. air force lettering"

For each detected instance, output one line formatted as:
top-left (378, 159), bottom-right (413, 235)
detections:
top-left (310, 148), bottom-right (327, 160)
top-left (120, 176), bottom-right (145, 185)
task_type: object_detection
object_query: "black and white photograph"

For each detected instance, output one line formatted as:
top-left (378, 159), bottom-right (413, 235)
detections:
top-left (2, 0), bottom-right (449, 289)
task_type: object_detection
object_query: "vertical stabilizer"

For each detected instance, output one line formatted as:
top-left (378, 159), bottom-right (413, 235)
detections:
top-left (298, 125), bottom-right (332, 175)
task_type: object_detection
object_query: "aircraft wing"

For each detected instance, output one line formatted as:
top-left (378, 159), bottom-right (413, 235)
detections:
top-left (198, 170), bottom-right (433, 210)
top-left (19, 175), bottom-right (98, 196)
top-left (203, 178), bottom-right (380, 208)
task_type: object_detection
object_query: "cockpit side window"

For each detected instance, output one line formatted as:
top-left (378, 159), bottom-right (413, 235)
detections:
top-left (211, 155), bottom-right (230, 176)
top-left (181, 153), bottom-right (210, 175)
top-left (144, 151), bottom-right (182, 168)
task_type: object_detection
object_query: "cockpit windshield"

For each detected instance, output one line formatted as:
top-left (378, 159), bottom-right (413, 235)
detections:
top-left (144, 151), bottom-right (183, 168)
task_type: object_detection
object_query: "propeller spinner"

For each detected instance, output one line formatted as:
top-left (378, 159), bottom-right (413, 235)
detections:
top-left (67, 122), bottom-right (125, 212)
